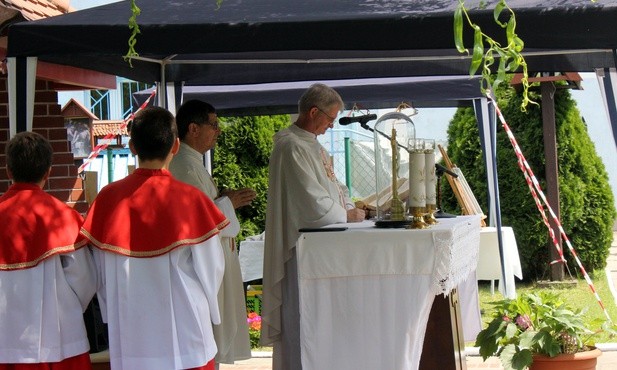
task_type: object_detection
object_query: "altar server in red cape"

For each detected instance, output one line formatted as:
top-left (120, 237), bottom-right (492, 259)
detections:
top-left (0, 132), bottom-right (96, 370)
top-left (81, 107), bottom-right (228, 370)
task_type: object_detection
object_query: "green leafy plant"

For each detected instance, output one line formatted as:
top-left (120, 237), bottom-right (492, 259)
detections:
top-left (454, 0), bottom-right (535, 111)
top-left (213, 115), bottom-right (289, 242)
top-left (475, 291), bottom-right (614, 370)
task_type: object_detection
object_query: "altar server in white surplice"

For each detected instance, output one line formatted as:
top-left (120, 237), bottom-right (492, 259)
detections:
top-left (261, 83), bottom-right (366, 370)
top-left (0, 132), bottom-right (96, 370)
top-left (170, 100), bottom-right (255, 368)
top-left (82, 107), bottom-right (227, 370)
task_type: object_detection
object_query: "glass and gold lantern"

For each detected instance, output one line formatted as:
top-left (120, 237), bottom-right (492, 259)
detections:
top-left (373, 112), bottom-right (415, 228)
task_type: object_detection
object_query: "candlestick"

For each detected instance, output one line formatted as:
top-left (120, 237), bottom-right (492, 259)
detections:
top-left (424, 139), bottom-right (437, 225)
top-left (407, 138), bottom-right (428, 229)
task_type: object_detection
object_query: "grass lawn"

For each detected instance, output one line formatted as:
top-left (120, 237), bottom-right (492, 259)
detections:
top-left (476, 269), bottom-right (617, 344)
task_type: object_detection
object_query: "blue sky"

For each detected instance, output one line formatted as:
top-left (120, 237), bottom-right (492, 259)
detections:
top-left (69, 0), bottom-right (121, 10)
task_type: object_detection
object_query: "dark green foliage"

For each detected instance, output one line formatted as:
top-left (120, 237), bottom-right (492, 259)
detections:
top-left (445, 86), bottom-right (615, 280)
top-left (212, 115), bottom-right (290, 242)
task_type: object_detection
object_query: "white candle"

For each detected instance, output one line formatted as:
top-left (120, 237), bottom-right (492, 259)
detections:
top-left (425, 151), bottom-right (436, 204)
top-left (408, 151), bottom-right (426, 208)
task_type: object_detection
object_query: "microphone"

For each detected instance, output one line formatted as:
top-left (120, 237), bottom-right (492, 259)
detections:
top-left (435, 163), bottom-right (458, 178)
top-left (338, 114), bottom-right (377, 126)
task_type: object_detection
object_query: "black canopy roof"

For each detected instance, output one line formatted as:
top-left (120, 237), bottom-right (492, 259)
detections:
top-left (8, 0), bottom-right (617, 86)
top-left (132, 76), bottom-right (485, 116)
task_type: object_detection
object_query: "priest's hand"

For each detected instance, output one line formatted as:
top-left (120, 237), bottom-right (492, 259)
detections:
top-left (222, 188), bottom-right (257, 209)
top-left (346, 207), bottom-right (366, 223)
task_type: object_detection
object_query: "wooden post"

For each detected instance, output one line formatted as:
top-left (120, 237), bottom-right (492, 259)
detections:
top-left (541, 79), bottom-right (564, 281)
top-left (420, 289), bottom-right (467, 369)
top-left (83, 171), bottom-right (99, 206)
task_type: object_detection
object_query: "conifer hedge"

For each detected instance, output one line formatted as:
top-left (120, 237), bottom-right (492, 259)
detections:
top-left (443, 87), bottom-right (615, 280)
top-left (212, 115), bottom-right (290, 241)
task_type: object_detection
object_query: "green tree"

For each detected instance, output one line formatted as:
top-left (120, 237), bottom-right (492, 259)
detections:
top-left (443, 84), bottom-right (615, 280)
top-left (212, 114), bottom-right (290, 242)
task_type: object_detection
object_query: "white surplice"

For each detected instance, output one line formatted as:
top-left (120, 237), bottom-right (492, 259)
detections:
top-left (0, 248), bottom-right (96, 363)
top-left (262, 124), bottom-right (349, 370)
top-left (170, 142), bottom-right (251, 364)
top-left (92, 238), bottom-right (224, 370)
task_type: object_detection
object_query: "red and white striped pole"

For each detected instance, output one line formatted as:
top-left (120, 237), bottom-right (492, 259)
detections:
top-left (77, 89), bottom-right (157, 174)
top-left (488, 95), bottom-right (612, 323)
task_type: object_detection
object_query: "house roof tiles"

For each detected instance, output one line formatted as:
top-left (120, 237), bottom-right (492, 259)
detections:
top-left (1, 0), bottom-right (71, 21)
top-left (92, 120), bottom-right (127, 137)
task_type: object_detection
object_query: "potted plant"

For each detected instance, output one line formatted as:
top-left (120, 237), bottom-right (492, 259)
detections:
top-left (475, 291), bottom-right (613, 370)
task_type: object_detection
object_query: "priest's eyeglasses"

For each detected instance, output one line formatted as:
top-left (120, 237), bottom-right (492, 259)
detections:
top-left (316, 107), bottom-right (336, 123)
top-left (203, 120), bottom-right (220, 130)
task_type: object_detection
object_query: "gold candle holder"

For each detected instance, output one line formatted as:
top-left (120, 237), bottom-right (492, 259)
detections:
top-left (424, 203), bottom-right (438, 225)
top-left (390, 127), bottom-right (405, 221)
top-left (408, 206), bottom-right (429, 229)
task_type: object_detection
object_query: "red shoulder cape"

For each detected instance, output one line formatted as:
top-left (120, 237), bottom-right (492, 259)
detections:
top-left (81, 168), bottom-right (229, 257)
top-left (0, 183), bottom-right (86, 270)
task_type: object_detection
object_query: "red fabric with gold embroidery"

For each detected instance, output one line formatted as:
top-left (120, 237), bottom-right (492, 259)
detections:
top-left (81, 168), bottom-right (228, 257)
top-left (0, 183), bottom-right (85, 270)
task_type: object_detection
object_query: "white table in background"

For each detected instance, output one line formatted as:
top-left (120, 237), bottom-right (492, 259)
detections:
top-left (296, 215), bottom-right (482, 370)
top-left (476, 226), bottom-right (522, 298)
top-left (238, 240), bottom-right (264, 282)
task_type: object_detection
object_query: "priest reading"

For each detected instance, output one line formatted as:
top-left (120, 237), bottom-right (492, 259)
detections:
top-left (261, 84), bottom-right (366, 370)
top-left (81, 107), bottom-right (228, 370)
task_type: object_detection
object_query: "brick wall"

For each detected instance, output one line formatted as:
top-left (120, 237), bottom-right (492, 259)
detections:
top-left (0, 76), bottom-right (89, 214)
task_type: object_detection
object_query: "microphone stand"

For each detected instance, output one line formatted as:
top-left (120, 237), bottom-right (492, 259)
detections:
top-left (435, 163), bottom-right (458, 218)
top-left (359, 122), bottom-right (408, 151)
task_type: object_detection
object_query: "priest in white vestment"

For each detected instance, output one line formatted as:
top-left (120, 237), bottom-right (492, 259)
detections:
top-left (261, 84), bottom-right (366, 370)
top-left (170, 100), bottom-right (255, 367)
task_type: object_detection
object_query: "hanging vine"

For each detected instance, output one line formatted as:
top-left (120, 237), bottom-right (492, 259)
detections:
top-left (454, 0), bottom-right (536, 110)
top-left (123, 0), bottom-right (224, 66)
top-left (124, 0), bottom-right (141, 66)
top-left (122, 0), bottom-right (570, 112)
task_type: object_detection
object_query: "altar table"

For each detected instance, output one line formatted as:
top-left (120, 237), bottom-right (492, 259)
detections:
top-left (296, 215), bottom-right (481, 370)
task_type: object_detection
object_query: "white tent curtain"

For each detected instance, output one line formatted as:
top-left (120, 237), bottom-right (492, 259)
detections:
top-left (474, 97), bottom-right (508, 297)
top-left (7, 57), bottom-right (37, 137)
top-left (164, 81), bottom-right (184, 114)
top-left (595, 67), bottom-right (617, 149)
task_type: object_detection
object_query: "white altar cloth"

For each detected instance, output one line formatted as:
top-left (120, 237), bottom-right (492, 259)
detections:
top-left (477, 226), bottom-right (522, 298)
top-left (296, 215), bottom-right (481, 370)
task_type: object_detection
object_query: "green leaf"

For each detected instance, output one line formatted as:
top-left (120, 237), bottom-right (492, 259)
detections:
top-left (505, 322), bottom-right (518, 339)
top-left (469, 26), bottom-right (484, 75)
top-left (454, 6), bottom-right (468, 54)
top-left (493, 0), bottom-right (508, 27)
top-left (513, 36), bottom-right (525, 52)
top-left (492, 52), bottom-right (508, 92)
top-left (506, 17), bottom-right (516, 45)
top-left (510, 349), bottom-right (533, 370)
top-left (505, 51), bottom-right (520, 72)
